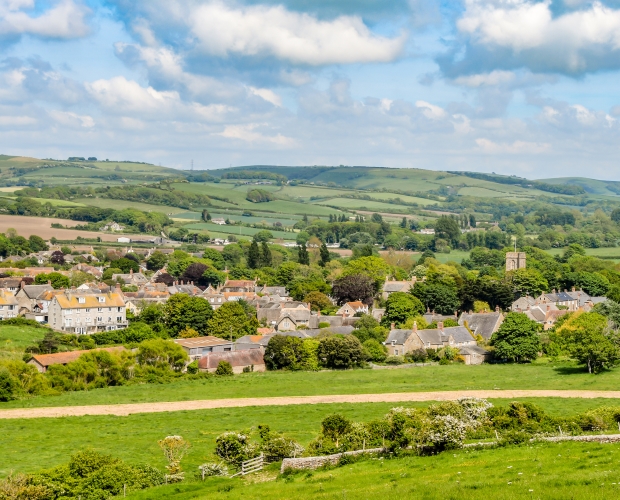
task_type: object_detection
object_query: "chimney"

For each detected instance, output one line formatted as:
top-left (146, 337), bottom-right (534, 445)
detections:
top-left (495, 305), bottom-right (500, 313)
top-left (317, 310), bottom-right (321, 317)
top-left (547, 305), bottom-right (551, 312)
top-left (469, 310), bottom-right (473, 315)
top-left (307, 302), bottom-right (312, 311)
top-left (438, 321), bottom-right (444, 332)
top-left (454, 311), bottom-right (458, 318)
top-left (564, 288), bottom-right (567, 293)
top-left (390, 322), bottom-right (395, 330)
top-left (527, 305), bottom-right (530, 311)
top-left (130, 268), bottom-right (133, 275)
top-left (572, 287), bottom-right (576, 292)
top-left (48, 280), bottom-right (51, 285)
top-left (20, 280), bottom-right (24, 289)
top-left (181, 280), bottom-right (184, 285)
top-left (413, 321), bottom-right (417, 333)
top-left (191, 281), bottom-right (194, 286)
top-left (426, 307), bottom-right (431, 313)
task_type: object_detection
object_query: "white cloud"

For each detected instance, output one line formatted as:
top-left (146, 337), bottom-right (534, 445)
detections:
top-left (0, 0), bottom-right (90, 39)
top-left (475, 137), bottom-right (550, 154)
top-left (415, 100), bottom-right (446, 119)
top-left (458, 0), bottom-right (620, 73)
top-left (248, 87), bottom-right (282, 107)
top-left (453, 70), bottom-right (516, 87)
top-left (0, 114), bottom-right (36, 126)
top-left (218, 123), bottom-right (294, 146)
top-left (49, 110), bottom-right (94, 128)
top-left (188, 1), bottom-right (406, 65)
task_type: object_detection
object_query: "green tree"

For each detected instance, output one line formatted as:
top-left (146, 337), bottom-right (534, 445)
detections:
top-left (381, 292), bottom-right (425, 327)
top-left (253, 230), bottom-right (274, 243)
top-left (248, 240), bottom-right (260, 269)
top-left (363, 338), bottom-right (387, 362)
top-left (34, 272), bottom-right (70, 289)
top-left (342, 256), bottom-right (390, 293)
top-left (206, 301), bottom-right (258, 341)
top-left (264, 335), bottom-right (307, 370)
top-left (434, 216), bottom-right (461, 247)
top-left (136, 339), bottom-right (188, 371)
top-left (0, 368), bottom-right (16, 402)
top-left (260, 241), bottom-right (272, 267)
top-left (163, 294), bottom-right (213, 336)
top-left (297, 243), bottom-right (310, 265)
top-left (411, 283), bottom-right (460, 315)
top-left (353, 314), bottom-right (389, 343)
top-left (611, 208), bottom-right (620, 224)
top-left (321, 414), bottom-right (352, 447)
top-left (317, 335), bottom-right (365, 369)
top-left (304, 291), bottom-right (332, 311)
top-left (146, 251), bottom-right (168, 271)
top-left (215, 360), bottom-right (234, 376)
top-left (555, 312), bottom-right (620, 374)
top-left (202, 248), bottom-right (226, 270)
top-left (491, 312), bottom-right (541, 362)
top-left (28, 235), bottom-right (48, 252)
top-left (115, 257), bottom-right (140, 273)
top-left (319, 242), bottom-right (330, 267)
top-left (509, 268), bottom-right (548, 297)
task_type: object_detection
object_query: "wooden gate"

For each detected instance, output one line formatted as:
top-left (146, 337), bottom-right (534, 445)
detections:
top-left (232, 454), bottom-right (264, 477)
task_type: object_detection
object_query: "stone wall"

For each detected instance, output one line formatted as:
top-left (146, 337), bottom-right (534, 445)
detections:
top-left (280, 448), bottom-right (384, 473)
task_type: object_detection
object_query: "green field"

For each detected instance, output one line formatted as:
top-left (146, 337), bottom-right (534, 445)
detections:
top-left (173, 211), bottom-right (301, 227)
top-left (546, 247), bottom-right (620, 262)
top-left (182, 222), bottom-right (298, 240)
top-left (312, 197), bottom-right (413, 213)
top-left (432, 250), bottom-right (471, 264)
top-left (3, 361), bottom-right (618, 410)
top-left (75, 198), bottom-right (187, 214)
top-left (125, 440), bottom-right (620, 499)
top-left (1, 397), bottom-right (616, 479)
top-left (0, 325), bottom-right (46, 361)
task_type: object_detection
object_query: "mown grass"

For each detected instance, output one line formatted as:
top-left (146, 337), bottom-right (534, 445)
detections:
top-left (0, 325), bottom-right (46, 361)
top-left (1, 398), bottom-right (615, 479)
top-left (2, 360), bottom-right (619, 409)
top-left (126, 441), bottom-right (620, 500)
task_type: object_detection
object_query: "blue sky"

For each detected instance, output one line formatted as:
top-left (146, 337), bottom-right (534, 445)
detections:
top-left (1, 0), bottom-right (620, 178)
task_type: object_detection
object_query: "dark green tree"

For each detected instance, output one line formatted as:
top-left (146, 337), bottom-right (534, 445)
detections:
top-left (260, 241), bottom-right (272, 267)
top-left (319, 242), bottom-right (330, 267)
top-left (298, 243), bottom-right (310, 266)
top-left (434, 216), bottom-right (461, 247)
top-left (146, 250), bottom-right (168, 271)
top-left (248, 240), bottom-right (260, 269)
top-left (491, 312), bottom-right (541, 362)
top-left (164, 294), bottom-right (213, 336)
top-left (264, 335), bottom-right (306, 370)
top-left (202, 248), bottom-right (226, 270)
top-left (611, 208), bottom-right (620, 224)
top-left (317, 335), bottom-right (365, 369)
top-left (206, 301), bottom-right (258, 341)
top-left (321, 414), bottom-right (352, 447)
top-left (412, 283), bottom-right (460, 315)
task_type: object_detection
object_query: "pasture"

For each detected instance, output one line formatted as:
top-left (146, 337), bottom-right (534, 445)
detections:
top-left (0, 324), bottom-right (47, 362)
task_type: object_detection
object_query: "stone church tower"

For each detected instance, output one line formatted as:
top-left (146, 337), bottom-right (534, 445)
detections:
top-left (505, 252), bottom-right (526, 271)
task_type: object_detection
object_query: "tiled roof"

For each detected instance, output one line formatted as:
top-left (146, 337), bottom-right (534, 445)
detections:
top-left (198, 349), bottom-right (265, 369)
top-left (30, 346), bottom-right (126, 367)
top-left (54, 292), bottom-right (125, 309)
top-left (386, 329), bottom-right (413, 346)
top-left (459, 312), bottom-right (502, 340)
top-left (174, 336), bottom-right (232, 348)
top-left (0, 290), bottom-right (18, 305)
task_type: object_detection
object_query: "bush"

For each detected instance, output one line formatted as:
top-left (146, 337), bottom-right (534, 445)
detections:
top-left (215, 433), bottom-right (257, 466)
top-left (0, 368), bottom-right (17, 402)
top-left (385, 355), bottom-right (405, 365)
top-left (186, 360), bottom-right (199, 374)
top-left (498, 429), bottom-right (531, 447)
top-left (198, 462), bottom-right (229, 478)
top-left (363, 339), bottom-right (387, 362)
top-left (215, 361), bottom-right (234, 376)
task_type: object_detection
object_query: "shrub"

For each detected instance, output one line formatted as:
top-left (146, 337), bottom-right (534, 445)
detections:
top-left (199, 462), bottom-right (229, 478)
top-left (186, 360), bottom-right (199, 374)
top-left (498, 429), bottom-right (530, 447)
top-left (363, 339), bottom-right (387, 362)
top-left (0, 368), bottom-right (17, 402)
top-left (215, 432), bottom-right (257, 466)
top-left (385, 355), bottom-right (405, 365)
top-left (215, 360), bottom-right (234, 376)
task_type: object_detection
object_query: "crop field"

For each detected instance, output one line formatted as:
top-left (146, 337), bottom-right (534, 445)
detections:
top-left (0, 325), bottom-right (46, 362)
top-left (3, 360), bottom-right (618, 410)
top-left (1, 397), bottom-right (616, 480)
top-left (75, 198), bottom-right (187, 214)
top-left (312, 197), bottom-right (412, 213)
top-left (545, 247), bottom-right (620, 262)
top-left (182, 222), bottom-right (297, 240)
top-left (174, 211), bottom-right (300, 227)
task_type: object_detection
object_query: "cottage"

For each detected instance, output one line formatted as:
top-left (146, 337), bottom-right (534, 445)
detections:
top-left (384, 321), bottom-right (476, 357)
top-left (459, 345), bottom-right (492, 365)
top-left (111, 269), bottom-right (148, 286)
top-left (28, 346), bottom-right (127, 373)
top-left (536, 289), bottom-right (579, 309)
top-left (221, 280), bottom-right (256, 293)
top-left (198, 349), bottom-right (266, 373)
top-left (174, 336), bottom-right (233, 360)
top-left (381, 278), bottom-right (417, 300)
top-left (15, 283), bottom-right (54, 318)
top-left (336, 301), bottom-right (368, 317)
top-left (0, 289), bottom-right (19, 320)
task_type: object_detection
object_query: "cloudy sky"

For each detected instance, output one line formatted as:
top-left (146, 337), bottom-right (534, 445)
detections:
top-left (1, 0), bottom-right (620, 178)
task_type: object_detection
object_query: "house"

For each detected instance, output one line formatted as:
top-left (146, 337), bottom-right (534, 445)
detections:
top-left (384, 321), bottom-right (476, 357)
top-left (511, 295), bottom-right (537, 312)
top-left (102, 222), bottom-right (125, 232)
top-left (221, 280), bottom-right (256, 293)
top-left (174, 336), bottom-right (233, 360)
top-left (48, 288), bottom-right (128, 334)
top-left (15, 283), bottom-right (54, 318)
top-left (536, 289), bottom-right (579, 310)
top-left (117, 237), bottom-right (131, 243)
top-left (28, 346), bottom-right (127, 373)
top-left (381, 278), bottom-right (417, 300)
top-left (459, 345), bottom-right (492, 365)
top-left (276, 309), bottom-right (312, 331)
top-left (212, 218), bottom-right (227, 225)
top-left (336, 301), bottom-right (368, 317)
top-left (0, 277), bottom-right (27, 292)
top-left (198, 349), bottom-right (266, 374)
top-left (122, 291), bottom-right (169, 315)
top-left (71, 264), bottom-right (103, 279)
top-left (111, 269), bottom-right (148, 286)
top-left (423, 309), bottom-right (459, 325)
top-left (372, 308), bottom-right (385, 323)
top-left (458, 310), bottom-right (504, 341)
top-left (0, 290), bottom-right (19, 320)
top-left (256, 286), bottom-right (289, 298)
top-left (419, 228), bottom-right (435, 235)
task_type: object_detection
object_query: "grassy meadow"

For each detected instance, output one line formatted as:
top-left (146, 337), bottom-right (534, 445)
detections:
top-left (1, 397), bottom-right (616, 478)
top-left (2, 360), bottom-right (618, 410)
top-left (125, 441), bottom-right (620, 500)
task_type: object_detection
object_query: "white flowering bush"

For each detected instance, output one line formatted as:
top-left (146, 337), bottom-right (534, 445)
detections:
top-left (199, 462), bottom-right (229, 477)
top-left (458, 398), bottom-right (493, 428)
top-left (425, 415), bottom-right (468, 450)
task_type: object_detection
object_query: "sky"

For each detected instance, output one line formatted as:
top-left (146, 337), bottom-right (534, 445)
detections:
top-left (1, 0), bottom-right (620, 178)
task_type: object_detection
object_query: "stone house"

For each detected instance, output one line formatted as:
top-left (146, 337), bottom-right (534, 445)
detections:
top-left (458, 345), bottom-right (492, 365)
top-left (384, 322), bottom-right (477, 357)
top-left (221, 280), bottom-right (257, 293)
top-left (336, 301), bottom-right (368, 317)
top-left (381, 278), bottom-right (417, 300)
top-left (0, 289), bottom-right (19, 320)
top-left (458, 310), bottom-right (504, 341)
top-left (111, 269), bottom-right (148, 286)
top-left (15, 283), bottom-right (54, 318)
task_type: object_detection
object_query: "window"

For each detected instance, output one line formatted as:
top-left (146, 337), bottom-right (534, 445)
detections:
top-left (8, 305), bottom-right (13, 310)
top-left (117, 307), bottom-right (123, 312)
top-left (97, 317), bottom-right (103, 322)
top-left (86, 317), bottom-right (91, 323)
top-left (98, 297), bottom-right (105, 303)
top-left (97, 308), bottom-right (102, 312)
top-left (202, 347), bottom-right (213, 354)
top-left (395, 349), bottom-right (399, 356)
top-left (78, 297), bottom-right (86, 304)
top-left (117, 317), bottom-right (123, 323)
top-left (66, 309), bottom-right (72, 315)
top-left (85, 308), bottom-right (90, 313)
top-left (108, 307), bottom-right (111, 312)
top-left (108, 317), bottom-right (112, 323)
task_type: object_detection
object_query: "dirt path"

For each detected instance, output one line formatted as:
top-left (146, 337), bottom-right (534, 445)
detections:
top-left (2, 390), bottom-right (620, 419)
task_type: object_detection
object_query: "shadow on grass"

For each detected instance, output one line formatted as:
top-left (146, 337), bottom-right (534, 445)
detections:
top-left (552, 365), bottom-right (588, 375)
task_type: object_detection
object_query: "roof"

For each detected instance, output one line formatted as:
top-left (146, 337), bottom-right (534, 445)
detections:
top-left (383, 282), bottom-right (412, 292)
top-left (0, 290), bottom-right (18, 305)
top-left (279, 309), bottom-right (311, 322)
top-left (386, 329), bottom-right (413, 346)
top-left (30, 347), bottom-right (126, 367)
top-left (19, 284), bottom-right (54, 299)
top-left (544, 291), bottom-right (576, 303)
top-left (53, 292), bottom-right (125, 309)
top-left (345, 301), bottom-right (366, 309)
top-left (459, 312), bottom-right (502, 341)
top-left (459, 345), bottom-right (491, 356)
top-left (223, 280), bottom-right (255, 288)
top-left (198, 349), bottom-right (265, 369)
top-left (302, 326), bottom-right (355, 337)
top-left (417, 326), bottom-right (475, 346)
top-left (174, 336), bottom-right (232, 348)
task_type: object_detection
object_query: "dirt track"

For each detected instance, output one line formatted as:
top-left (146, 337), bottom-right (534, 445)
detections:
top-left (2, 390), bottom-right (620, 419)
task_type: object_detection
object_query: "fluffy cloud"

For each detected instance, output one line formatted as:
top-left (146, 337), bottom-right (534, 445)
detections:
top-left (188, 2), bottom-right (406, 65)
top-left (450, 0), bottom-right (620, 75)
top-left (0, 0), bottom-right (90, 39)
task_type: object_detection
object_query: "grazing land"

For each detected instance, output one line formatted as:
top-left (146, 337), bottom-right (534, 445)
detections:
top-left (0, 325), bottom-right (46, 361)
top-left (3, 361), bottom-right (620, 409)
top-left (125, 441), bottom-right (620, 500)
top-left (1, 398), bottom-right (615, 478)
